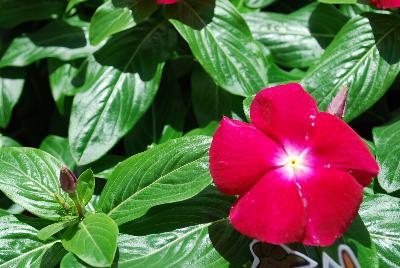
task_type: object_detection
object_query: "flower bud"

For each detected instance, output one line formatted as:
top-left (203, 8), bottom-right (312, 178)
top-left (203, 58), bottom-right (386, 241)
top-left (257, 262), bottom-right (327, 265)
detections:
top-left (327, 86), bottom-right (348, 119)
top-left (60, 166), bottom-right (77, 193)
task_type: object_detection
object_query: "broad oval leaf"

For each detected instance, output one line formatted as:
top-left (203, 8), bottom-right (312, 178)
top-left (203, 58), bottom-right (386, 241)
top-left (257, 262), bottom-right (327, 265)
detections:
top-left (0, 147), bottom-right (69, 220)
top-left (0, 19), bottom-right (99, 68)
top-left (37, 217), bottom-right (79, 241)
top-left (69, 19), bottom-right (176, 165)
top-left (0, 215), bottom-right (62, 267)
top-left (76, 169), bottom-right (95, 206)
top-left (244, 3), bottom-right (348, 68)
top-left (373, 119), bottom-right (400, 193)
top-left (301, 14), bottom-right (400, 121)
top-left (359, 194), bottom-right (400, 267)
top-left (98, 136), bottom-right (212, 225)
top-left (0, 134), bottom-right (20, 148)
top-left (168, 0), bottom-right (268, 97)
top-left (62, 213), bottom-right (118, 267)
top-left (89, 0), bottom-right (158, 45)
top-left (0, 68), bottom-right (25, 128)
top-left (0, 0), bottom-right (65, 29)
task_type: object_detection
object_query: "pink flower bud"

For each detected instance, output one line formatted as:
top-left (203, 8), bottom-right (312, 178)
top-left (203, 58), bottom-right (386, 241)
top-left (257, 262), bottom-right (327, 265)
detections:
top-left (60, 166), bottom-right (77, 193)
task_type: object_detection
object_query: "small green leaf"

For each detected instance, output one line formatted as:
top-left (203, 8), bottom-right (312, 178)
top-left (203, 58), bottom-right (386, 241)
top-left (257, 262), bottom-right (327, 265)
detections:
top-left (373, 119), bottom-right (400, 192)
top-left (62, 213), bottom-right (118, 267)
top-left (60, 253), bottom-right (89, 268)
top-left (185, 121), bottom-right (219, 137)
top-left (67, 0), bottom-right (87, 11)
top-left (0, 134), bottom-right (20, 148)
top-left (40, 135), bottom-right (77, 170)
top-left (38, 217), bottom-right (79, 241)
top-left (0, 68), bottom-right (25, 128)
top-left (0, 147), bottom-right (70, 220)
top-left (89, 0), bottom-right (158, 45)
top-left (98, 136), bottom-right (212, 225)
top-left (76, 169), bottom-right (95, 206)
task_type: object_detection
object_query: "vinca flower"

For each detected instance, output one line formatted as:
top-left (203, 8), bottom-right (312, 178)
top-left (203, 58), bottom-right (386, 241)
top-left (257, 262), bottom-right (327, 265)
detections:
top-left (156, 0), bottom-right (178, 4)
top-left (209, 83), bottom-right (379, 246)
top-left (371, 0), bottom-right (400, 8)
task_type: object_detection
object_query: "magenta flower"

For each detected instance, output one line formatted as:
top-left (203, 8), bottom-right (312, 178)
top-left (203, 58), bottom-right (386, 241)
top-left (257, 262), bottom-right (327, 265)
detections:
top-left (156, 0), bottom-right (178, 4)
top-left (371, 0), bottom-right (400, 8)
top-left (209, 83), bottom-right (379, 246)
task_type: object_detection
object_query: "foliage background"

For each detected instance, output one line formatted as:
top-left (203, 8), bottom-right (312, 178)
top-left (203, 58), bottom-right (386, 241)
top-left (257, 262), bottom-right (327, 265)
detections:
top-left (0, 0), bottom-right (399, 267)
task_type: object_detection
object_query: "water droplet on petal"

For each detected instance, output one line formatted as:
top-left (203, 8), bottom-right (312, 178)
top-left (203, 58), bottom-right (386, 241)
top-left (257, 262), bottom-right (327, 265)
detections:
top-left (309, 114), bottom-right (316, 120)
top-left (324, 164), bottom-right (331, 169)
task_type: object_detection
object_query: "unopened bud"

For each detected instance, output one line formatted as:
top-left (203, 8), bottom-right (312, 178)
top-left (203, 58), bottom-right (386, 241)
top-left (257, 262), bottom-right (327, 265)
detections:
top-left (60, 166), bottom-right (77, 193)
top-left (327, 86), bottom-right (348, 119)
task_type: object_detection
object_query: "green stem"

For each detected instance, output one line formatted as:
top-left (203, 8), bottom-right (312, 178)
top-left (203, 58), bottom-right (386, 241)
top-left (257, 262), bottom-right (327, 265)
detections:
top-left (69, 192), bottom-right (84, 219)
top-left (53, 193), bottom-right (70, 211)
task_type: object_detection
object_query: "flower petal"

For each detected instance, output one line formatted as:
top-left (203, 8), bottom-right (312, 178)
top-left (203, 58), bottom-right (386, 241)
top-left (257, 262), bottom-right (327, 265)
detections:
top-left (371, 0), bottom-right (400, 9)
top-left (250, 83), bottom-right (318, 148)
top-left (309, 112), bottom-right (379, 186)
top-left (298, 168), bottom-right (363, 246)
top-left (229, 169), bottom-right (305, 244)
top-left (156, 0), bottom-right (178, 4)
top-left (209, 117), bottom-right (283, 195)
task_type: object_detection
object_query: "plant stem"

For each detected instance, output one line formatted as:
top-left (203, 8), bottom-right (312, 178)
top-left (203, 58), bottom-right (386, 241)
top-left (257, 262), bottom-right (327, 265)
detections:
top-left (69, 192), bottom-right (85, 219)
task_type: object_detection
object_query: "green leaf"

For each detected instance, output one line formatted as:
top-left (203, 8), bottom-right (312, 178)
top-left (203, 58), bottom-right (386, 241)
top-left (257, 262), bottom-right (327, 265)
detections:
top-left (76, 169), bottom-right (95, 206)
top-left (319, 0), bottom-right (357, 3)
top-left (89, 0), bottom-right (158, 45)
top-left (62, 213), bottom-right (118, 267)
top-left (124, 73), bottom-right (187, 155)
top-left (89, 154), bottom-right (124, 180)
top-left (168, 0), bottom-right (268, 97)
top-left (0, 134), bottom-right (20, 148)
top-left (0, 68), bottom-right (25, 128)
top-left (339, 3), bottom-right (375, 18)
top-left (373, 119), bottom-right (400, 192)
top-left (243, 95), bottom-right (253, 122)
top-left (38, 217), bottom-right (80, 241)
top-left (0, 0), bottom-right (65, 28)
top-left (0, 19), bottom-right (99, 68)
top-left (245, 3), bottom-right (348, 68)
top-left (185, 121), bottom-right (219, 137)
top-left (48, 59), bottom-right (81, 115)
top-left (191, 66), bottom-right (244, 127)
top-left (0, 215), bottom-right (62, 267)
top-left (40, 135), bottom-right (77, 170)
top-left (98, 136), bottom-right (212, 225)
top-left (245, 0), bottom-right (276, 9)
top-left (359, 194), bottom-right (400, 267)
top-left (118, 186), bottom-right (251, 267)
top-left (60, 253), bottom-right (89, 268)
top-left (69, 19), bottom-right (176, 165)
top-left (301, 14), bottom-right (400, 121)
top-left (0, 147), bottom-right (70, 220)
top-left (67, 0), bottom-right (87, 11)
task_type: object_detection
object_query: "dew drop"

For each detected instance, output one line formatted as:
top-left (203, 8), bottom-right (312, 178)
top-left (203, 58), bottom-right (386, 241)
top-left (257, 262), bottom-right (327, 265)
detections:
top-left (309, 114), bottom-right (316, 120)
top-left (311, 122), bottom-right (315, 127)
top-left (324, 164), bottom-right (331, 169)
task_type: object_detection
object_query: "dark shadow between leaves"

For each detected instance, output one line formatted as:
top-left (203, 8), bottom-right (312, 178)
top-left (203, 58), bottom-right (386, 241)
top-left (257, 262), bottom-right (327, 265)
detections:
top-left (93, 19), bottom-right (177, 81)
top-left (308, 4), bottom-right (349, 49)
top-left (29, 20), bottom-right (87, 49)
top-left (366, 13), bottom-right (400, 65)
top-left (40, 242), bottom-right (67, 268)
top-left (208, 220), bottom-right (252, 267)
top-left (165, 0), bottom-right (216, 30)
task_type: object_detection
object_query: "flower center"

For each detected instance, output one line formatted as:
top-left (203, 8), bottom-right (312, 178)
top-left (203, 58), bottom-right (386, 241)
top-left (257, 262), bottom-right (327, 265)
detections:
top-left (277, 148), bottom-right (310, 178)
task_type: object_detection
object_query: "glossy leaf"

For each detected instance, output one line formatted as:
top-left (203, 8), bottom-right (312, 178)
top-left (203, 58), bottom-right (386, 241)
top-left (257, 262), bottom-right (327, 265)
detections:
top-left (0, 215), bottom-right (62, 267)
top-left (245, 3), bottom-right (348, 68)
top-left (0, 0), bottom-right (65, 28)
top-left (0, 134), bottom-right (20, 148)
top-left (69, 19), bottom-right (176, 165)
top-left (40, 135), bottom-right (76, 170)
top-left (0, 68), bottom-right (25, 128)
top-left (0, 19), bottom-right (99, 68)
top-left (89, 154), bottom-right (124, 180)
top-left (89, 0), bottom-right (158, 45)
top-left (302, 14), bottom-right (400, 121)
top-left (373, 119), bottom-right (400, 193)
top-left (0, 147), bottom-right (70, 220)
top-left (168, 0), bottom-right (268, 97)
top-left (62, 213), bottom-right (118, 267)
top-left (76, 169), bottom-right (95, 206)
top-left (67, 0), bottom-right (87, 11)
top-left (60, 253), bottom-right (89, 268)
top-left (360, 194), bottom-right (400, 267)
top-left (98, 136), bottom-right (212, 225)
top-left (245, 0), bottom-right (276, 8)
top-left (37, 217), bottom-right (79, 241)
top-left (118, 186), bottom-right (251, 267)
